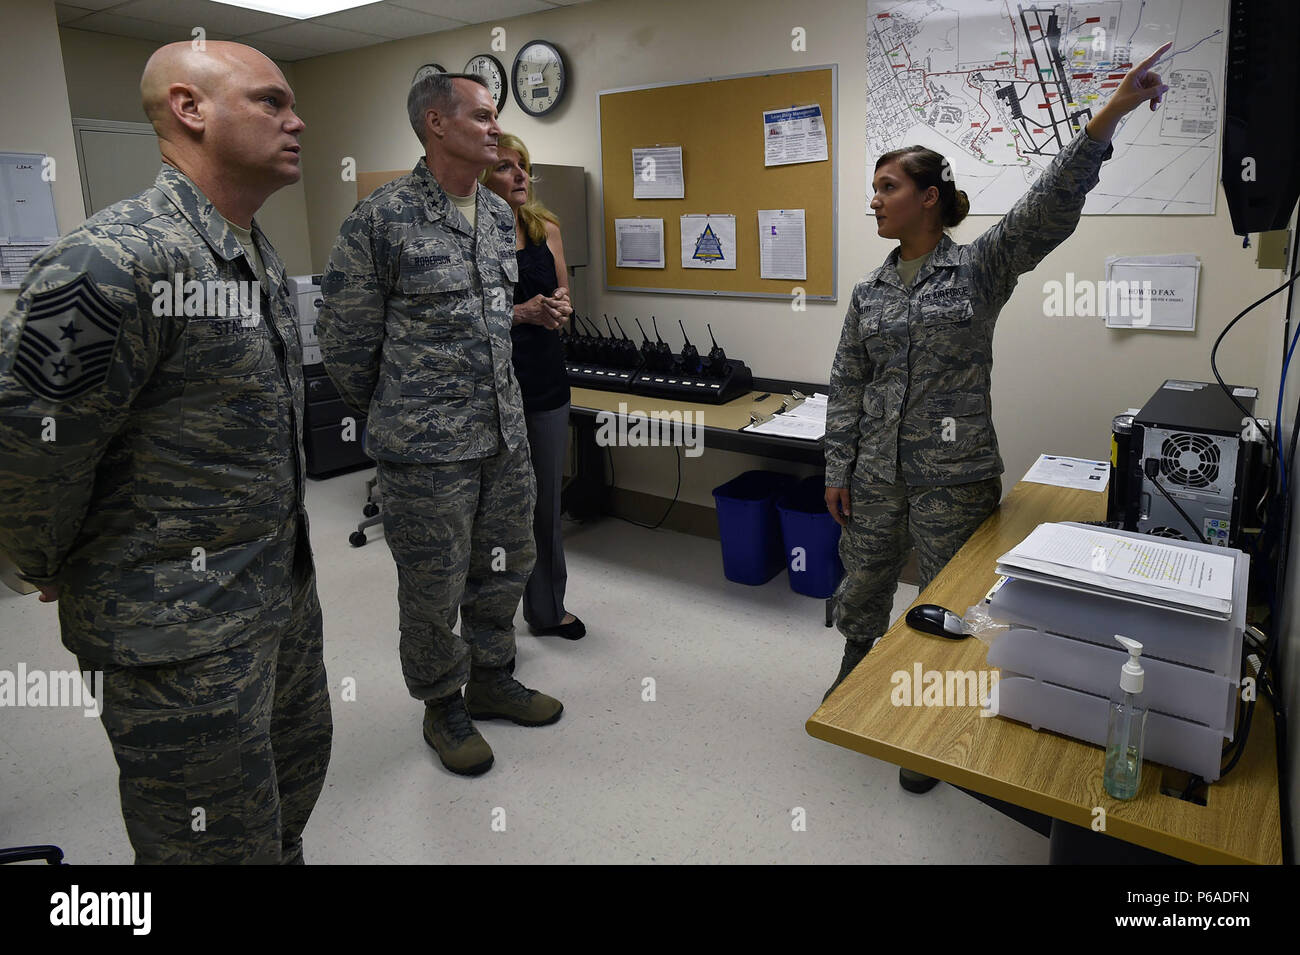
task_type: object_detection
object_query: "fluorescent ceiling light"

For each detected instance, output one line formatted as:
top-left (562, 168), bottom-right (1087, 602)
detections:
top-left (210, 0), bottom-right (384, 18)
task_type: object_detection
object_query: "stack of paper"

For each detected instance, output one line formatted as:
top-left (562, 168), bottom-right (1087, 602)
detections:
top-left (745, 393), bottom-right (827, 440)
top-left (995, 523), bottom-right (1234, 619)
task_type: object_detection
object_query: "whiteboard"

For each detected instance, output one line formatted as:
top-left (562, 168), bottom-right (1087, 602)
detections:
top-left (0, 153), bottom-right (57, 240)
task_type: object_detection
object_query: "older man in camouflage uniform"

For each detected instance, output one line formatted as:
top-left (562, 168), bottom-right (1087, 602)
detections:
top-left (0, 42), bottom-right (331, 863)
top-left (318, 74), bottom-right (562, 778)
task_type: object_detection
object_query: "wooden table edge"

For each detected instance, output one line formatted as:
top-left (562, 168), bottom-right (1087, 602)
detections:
top-left (803, 714), bottom-right (1275, 865)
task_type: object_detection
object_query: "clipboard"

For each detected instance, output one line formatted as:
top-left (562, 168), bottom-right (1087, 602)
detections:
top-left (740, 391), bottom-right (822, 439)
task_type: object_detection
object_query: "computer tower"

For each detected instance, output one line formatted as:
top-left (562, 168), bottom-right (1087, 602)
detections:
top-left (1116, 380), bottom-right (1266, 548)
top-left (288, 274), bottom-right (371, 478)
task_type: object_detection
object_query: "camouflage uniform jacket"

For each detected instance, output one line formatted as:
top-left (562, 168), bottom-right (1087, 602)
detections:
top-left (317, 158), bottom-right (525, 462)
top-left (825, 128), bottom-right (1113, 488)
top-left (0, 165), bottom-right (309, 665)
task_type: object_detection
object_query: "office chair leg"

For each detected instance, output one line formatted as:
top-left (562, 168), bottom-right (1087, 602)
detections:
top-left (0, 844), bottom-right (65, 865)
top-left (350, 474), bottom-right (382, 546)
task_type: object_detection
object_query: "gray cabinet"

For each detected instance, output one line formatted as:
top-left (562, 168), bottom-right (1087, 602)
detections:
top-left (530, 163), bottom-right (588, 268)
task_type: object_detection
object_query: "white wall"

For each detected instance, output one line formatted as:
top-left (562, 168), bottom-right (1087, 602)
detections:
top-left (0, 0), bottom-right (86, 317)
top-left (286, 0), bottom-right (1286, 507)
top-left (55, 27), bottom-right (315, 276)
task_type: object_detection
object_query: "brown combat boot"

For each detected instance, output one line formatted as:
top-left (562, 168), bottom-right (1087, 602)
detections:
top-left (423, 692), bottom-right (494, 776)
top-left (465, 665), bottom-right (563, 726)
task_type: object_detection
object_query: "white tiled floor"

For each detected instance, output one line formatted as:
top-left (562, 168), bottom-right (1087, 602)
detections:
top-left (0, 468), bottom-right (1047, 864)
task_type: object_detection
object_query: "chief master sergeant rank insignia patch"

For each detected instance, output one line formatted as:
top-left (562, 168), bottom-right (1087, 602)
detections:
top-left (11, 273), bottom-right (123, 402)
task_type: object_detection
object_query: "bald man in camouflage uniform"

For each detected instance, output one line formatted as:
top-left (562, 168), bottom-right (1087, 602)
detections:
top-left (319, 73), bottom-right (562, 778)
top-left (0, 42), bottom-right (331, 863)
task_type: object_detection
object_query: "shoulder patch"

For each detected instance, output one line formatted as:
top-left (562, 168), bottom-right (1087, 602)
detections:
top-left (11, 274), bottom-right (123, 402)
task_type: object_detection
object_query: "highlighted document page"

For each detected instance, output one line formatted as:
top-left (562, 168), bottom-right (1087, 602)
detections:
top-left (997, 523), bottom-right (1234, 618)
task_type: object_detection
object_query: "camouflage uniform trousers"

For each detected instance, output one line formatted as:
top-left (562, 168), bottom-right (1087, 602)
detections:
top-left (833, 475), bottom-right (1002, 646)
top-left (377, 441), bottom-right (537, 703)
top-left (78, 537), bottom-right (332, 865)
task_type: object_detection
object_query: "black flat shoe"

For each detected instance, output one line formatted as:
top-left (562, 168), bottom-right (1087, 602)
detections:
top-left (529, 616), bottom-right (586, 640)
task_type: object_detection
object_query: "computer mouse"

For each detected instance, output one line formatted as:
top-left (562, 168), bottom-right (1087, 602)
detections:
top-left (905, 604), bottom-right (968, 640)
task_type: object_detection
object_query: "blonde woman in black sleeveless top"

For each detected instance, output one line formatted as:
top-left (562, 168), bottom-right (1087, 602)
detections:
top-left (482, 133), bottom-right (585, 639)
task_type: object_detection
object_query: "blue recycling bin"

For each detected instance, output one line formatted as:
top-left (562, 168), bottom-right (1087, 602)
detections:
top-left (776, 476), bottom-right (845, 598)
top-left (712, 470), bottom-right (800, 584)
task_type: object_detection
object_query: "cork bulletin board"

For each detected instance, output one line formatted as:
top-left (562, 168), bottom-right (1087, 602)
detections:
top-left (598, 64), bottom-right (837, 300)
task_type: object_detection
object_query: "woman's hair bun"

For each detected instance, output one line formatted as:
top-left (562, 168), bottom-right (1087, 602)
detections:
top-left (945, 189), bottom-right (970, 228)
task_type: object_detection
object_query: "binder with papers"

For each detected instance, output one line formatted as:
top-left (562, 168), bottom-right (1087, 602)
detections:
top-left (994, 522), bottom-right (1234, 619)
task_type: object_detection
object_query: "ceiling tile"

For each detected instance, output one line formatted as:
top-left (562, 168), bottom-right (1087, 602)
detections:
top-left (57, 1), bottom-right (594, 59)
top-left (238, 36), bottom-right (319, 62)
top-left (312, 4), bottom-right (461, 38)
top-left (55, 0), bottom-right (132, 10)
top-left (388, 0), bottom-right (551, 25)
top-left (67, 11), bottom-right (205, 44)
top-left (55, 4), bottom-right (97, 23)
top-left (241, 20), bottom-right (389, 55)
top-left (112, 0), bottom-right (296, 34)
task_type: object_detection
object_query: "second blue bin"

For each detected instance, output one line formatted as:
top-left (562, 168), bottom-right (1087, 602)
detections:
top-left (776, 476), bottom-right (845, 598)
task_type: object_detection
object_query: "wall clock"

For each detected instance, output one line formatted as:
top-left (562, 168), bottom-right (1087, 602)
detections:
top-left (464, 54), bottom-right (508, 112)
top-left (511, 40), bottom-right (567, 117)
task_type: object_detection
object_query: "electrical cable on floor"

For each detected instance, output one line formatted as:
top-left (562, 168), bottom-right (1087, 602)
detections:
top-left (605, 443), bottom-right (683, 530)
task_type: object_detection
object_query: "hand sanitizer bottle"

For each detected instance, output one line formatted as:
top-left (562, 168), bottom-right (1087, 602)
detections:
top-left (1104, 635), bottom-right (1148, 800)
